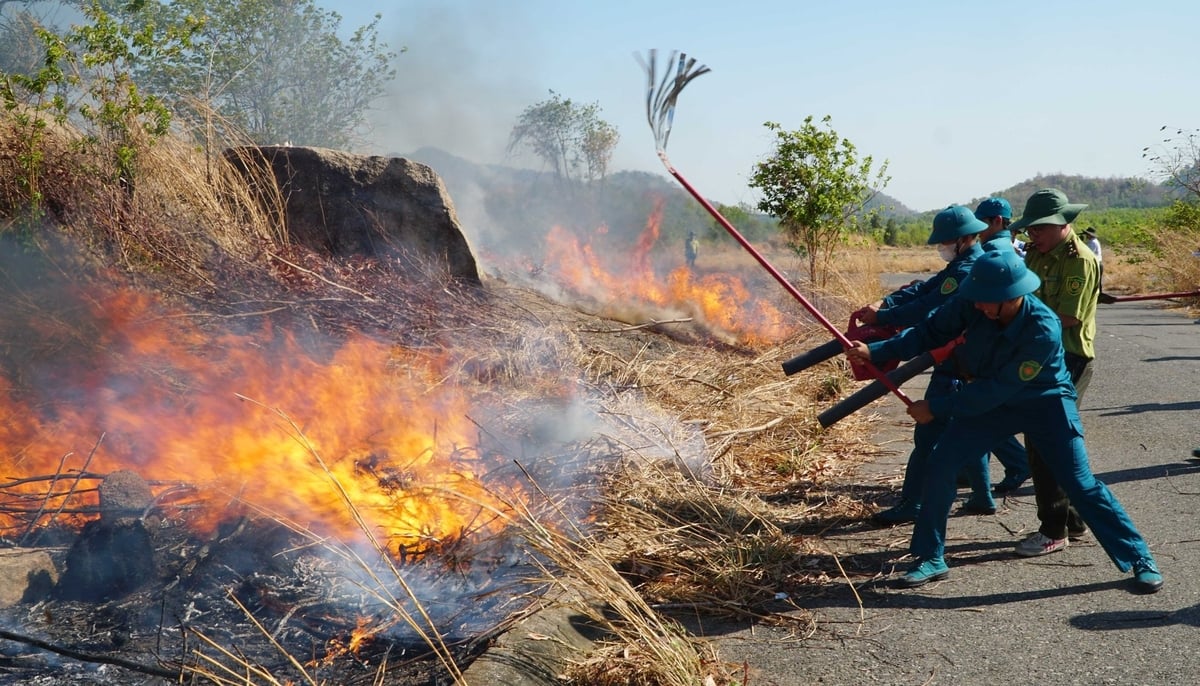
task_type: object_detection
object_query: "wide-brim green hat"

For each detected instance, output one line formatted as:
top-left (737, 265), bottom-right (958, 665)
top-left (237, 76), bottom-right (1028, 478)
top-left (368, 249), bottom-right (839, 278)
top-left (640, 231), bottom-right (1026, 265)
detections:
top-left (1009, 188), bottom-right (1088, 231)
top-left (958, 250), bottom-right (1041, 302)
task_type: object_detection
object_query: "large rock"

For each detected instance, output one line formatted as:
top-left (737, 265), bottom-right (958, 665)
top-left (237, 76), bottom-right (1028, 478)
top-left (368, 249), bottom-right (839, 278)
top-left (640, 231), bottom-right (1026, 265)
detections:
top-left (226, 146), bottom-right (480, 283)
top-left (0, 549), bottom-right (57, 607)
top-left (55, 471), bottom-right (157, 601)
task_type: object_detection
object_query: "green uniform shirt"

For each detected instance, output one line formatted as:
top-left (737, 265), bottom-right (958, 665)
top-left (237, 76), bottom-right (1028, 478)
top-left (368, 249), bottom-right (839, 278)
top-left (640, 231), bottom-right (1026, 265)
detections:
top-left (1023, 231), bottom-right (1099, 360)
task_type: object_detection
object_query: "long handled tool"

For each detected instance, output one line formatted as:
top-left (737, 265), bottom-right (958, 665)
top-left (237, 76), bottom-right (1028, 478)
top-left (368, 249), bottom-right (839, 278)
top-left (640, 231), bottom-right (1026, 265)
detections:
top-left (638, 50), bottom-right (912, 407)
top-left (1102, 288), bottom-right (1200, 303)
top-left (817, 337), bottom-right (961, 428)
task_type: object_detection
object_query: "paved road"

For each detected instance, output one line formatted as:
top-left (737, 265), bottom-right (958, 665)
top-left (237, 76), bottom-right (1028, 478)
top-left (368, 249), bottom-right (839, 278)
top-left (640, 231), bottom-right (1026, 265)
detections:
top-left (686, 300), bottom-right (1200, 685)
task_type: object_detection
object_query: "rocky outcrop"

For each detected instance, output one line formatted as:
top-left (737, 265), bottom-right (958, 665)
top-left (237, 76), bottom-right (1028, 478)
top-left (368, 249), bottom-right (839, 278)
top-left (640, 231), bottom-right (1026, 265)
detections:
top-left (227, 146), bottom-right (480, 284)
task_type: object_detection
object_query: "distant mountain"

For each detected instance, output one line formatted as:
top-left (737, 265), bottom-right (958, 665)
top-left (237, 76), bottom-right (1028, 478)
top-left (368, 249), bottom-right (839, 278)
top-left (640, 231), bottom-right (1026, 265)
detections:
top-left (975, 174), bottom-right (1178, 211)
top-left (865, 190), bottom-right (920, 219)
top-left (396, 149), bottom-right (1174, 242)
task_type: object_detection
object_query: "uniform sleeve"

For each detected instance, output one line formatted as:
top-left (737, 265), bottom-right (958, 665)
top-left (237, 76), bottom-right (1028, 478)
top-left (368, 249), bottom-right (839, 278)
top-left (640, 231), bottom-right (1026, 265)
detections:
top-left (926, 328), bottom-right (1060, 418)
top-left (869, 297), bottom-right (971, 363)
top-left (879, 279), bottom-right (928, 310)
top-left (876, 269), bottom-right (968, 328)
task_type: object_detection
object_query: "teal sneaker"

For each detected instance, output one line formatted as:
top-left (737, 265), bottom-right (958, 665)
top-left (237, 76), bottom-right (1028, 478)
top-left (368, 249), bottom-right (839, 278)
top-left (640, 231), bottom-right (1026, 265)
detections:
top-left (901, 558), bottom-right (949, 587)
top-left (873, 500), bottom-right (920, 525)
top-left (1131, 558), bottom-right (1163, 594)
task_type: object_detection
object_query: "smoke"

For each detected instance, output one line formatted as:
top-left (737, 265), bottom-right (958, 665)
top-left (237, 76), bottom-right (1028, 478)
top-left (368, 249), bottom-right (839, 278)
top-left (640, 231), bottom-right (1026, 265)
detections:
top-left (364, 3), bottom-right (542, 171)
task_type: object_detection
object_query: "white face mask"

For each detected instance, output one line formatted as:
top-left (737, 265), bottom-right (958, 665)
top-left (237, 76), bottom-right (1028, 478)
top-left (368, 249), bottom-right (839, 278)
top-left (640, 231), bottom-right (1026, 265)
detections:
top-left (937, 243), bottom-right (958, 262)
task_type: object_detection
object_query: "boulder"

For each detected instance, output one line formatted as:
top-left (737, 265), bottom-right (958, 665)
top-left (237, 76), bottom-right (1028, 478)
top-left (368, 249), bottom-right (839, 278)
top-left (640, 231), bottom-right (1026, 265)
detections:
top-left (226, 146), bottom-right (480, 283)
top-left (0, 549), bottom-right (58, 607)
top-left (55, 471), bottom-right (157, 601)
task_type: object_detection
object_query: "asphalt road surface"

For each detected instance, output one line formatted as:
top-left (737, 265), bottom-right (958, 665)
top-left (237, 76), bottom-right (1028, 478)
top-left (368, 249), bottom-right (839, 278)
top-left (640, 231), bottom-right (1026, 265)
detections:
top-left (686, 299), bottom-right (1200, 685)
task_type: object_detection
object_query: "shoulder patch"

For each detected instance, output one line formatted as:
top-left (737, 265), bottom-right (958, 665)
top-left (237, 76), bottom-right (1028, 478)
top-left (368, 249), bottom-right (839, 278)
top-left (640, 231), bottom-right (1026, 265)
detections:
top-left (1018, 360), bottom-right (1042, 382)
top-left (940, 277), bottom-right (959, 295)
top-left (1065, 275), bottom-right (1084, 296)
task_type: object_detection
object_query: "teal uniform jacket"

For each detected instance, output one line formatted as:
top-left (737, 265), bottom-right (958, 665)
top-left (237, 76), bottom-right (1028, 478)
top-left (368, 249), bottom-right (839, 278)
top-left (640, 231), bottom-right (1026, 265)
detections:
top-left (875, 243), bottom-right (983, 328)
top-left (868, 293), bottom-right (1074, 419)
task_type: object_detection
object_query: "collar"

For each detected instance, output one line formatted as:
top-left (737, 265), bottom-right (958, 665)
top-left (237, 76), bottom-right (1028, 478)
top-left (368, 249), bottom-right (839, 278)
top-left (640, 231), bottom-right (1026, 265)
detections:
top-left (951, 242), bottom-right (985, 264)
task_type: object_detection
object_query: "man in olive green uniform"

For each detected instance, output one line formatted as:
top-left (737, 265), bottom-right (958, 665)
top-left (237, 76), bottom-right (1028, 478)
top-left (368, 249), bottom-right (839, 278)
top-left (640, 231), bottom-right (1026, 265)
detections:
top-left (1010, 189), bottom-right (1099, 557)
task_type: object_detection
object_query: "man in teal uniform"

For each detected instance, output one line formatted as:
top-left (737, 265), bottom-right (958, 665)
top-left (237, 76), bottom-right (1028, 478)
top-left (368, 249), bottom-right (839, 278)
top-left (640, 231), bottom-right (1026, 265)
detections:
top-left (972, 197), bottom-right (1032, 494)
top-left (1011, 189), bottom-right (1098, 557)
top-left (855, 205), bottom-right (994, 523)
top-left (845, 251), bottom-right (1162, 593)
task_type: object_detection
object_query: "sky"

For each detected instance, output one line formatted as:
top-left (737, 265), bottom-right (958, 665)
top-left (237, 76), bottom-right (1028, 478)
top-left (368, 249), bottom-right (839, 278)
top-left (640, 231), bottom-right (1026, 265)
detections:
top-left (332, 0), bottom-right (1198, 213)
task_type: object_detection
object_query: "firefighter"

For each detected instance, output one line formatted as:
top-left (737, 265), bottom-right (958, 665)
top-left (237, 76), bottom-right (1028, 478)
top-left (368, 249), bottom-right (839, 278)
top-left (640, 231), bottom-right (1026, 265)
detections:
top-left (1011, 189), bottom-right (1098, 557)
top-left (845, 250), bottom-right (1162, 593)
top-left (972, 197), bottom-right (1032, 494)
top-left (856, 205), bottom-right (994, 524)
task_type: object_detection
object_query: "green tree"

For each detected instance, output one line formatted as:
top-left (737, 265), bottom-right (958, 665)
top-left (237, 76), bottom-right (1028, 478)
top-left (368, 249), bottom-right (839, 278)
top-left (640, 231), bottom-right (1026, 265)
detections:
top-left (883, 217), bottom-right (898, 246)
top-left (127, 0), bottom-right (397, 150)
top-left (508, 90), bottom-right (620, 183)
top-left (749, 117), bottom-right (889, 286)
top-left (1, 0), bottom-right (193, 216)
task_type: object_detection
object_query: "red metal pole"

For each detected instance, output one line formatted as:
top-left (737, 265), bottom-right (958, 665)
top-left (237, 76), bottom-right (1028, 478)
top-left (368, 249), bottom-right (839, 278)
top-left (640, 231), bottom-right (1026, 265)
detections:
top-left (657, 151), bottom-right (912, 405)
top-left (1106, 289), bottom-right (1200, 303)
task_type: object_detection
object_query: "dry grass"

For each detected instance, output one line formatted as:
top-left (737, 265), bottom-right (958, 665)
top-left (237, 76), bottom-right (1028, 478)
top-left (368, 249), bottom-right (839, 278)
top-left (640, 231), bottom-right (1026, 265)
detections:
top-left (1103, 225), bottom-right (1200, 311)
top-left (6, 102), bottom-right (1200, 684)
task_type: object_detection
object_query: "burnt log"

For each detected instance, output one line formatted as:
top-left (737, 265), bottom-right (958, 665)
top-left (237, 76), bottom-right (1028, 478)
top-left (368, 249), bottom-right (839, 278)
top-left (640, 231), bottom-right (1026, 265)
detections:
top-left (55, 471), bottom-right (157, 601)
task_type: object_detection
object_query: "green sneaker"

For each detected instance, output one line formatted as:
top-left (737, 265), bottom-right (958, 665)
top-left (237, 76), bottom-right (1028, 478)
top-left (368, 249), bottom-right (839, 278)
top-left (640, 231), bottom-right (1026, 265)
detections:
top-left (901, 558), bottom-right (949, 587)
top-left (872, 500), bottom-right (920, 525)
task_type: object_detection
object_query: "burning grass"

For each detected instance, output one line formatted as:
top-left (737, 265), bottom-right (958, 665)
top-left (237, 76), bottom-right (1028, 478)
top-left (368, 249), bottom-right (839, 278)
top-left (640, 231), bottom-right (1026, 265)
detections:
top-left (6, 104), bottom-right (1196, 684)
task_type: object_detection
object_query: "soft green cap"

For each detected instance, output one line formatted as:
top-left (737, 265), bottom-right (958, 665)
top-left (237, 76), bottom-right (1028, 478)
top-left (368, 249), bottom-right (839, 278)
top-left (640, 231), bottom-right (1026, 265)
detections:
top-left (958, 250), bottom-right (1042, 302)
top-left (927, 205), bottom-right (988, 244)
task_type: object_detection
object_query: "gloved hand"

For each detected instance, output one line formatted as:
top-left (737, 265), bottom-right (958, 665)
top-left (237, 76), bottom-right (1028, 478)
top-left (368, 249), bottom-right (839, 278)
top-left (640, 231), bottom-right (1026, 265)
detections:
top-left (1098, 292), bottom-right (1117, 304)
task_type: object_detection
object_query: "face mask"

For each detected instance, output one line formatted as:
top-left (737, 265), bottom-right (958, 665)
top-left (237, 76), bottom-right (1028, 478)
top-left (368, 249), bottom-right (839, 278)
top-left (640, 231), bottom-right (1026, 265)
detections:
top-left (937, 243), bottom-right (958, 262)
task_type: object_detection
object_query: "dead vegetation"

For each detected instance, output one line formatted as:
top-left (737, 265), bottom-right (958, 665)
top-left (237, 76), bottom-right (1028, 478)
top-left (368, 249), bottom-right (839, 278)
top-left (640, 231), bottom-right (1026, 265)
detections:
top-left (3, 104), bottom-right (1198, 685)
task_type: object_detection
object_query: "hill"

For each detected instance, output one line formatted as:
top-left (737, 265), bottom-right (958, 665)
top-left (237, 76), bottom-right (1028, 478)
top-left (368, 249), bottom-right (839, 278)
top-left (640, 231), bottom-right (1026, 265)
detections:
top-left (977, 173), bottom-right (1178, 211)
top-left (402, 149), bottom-right (1173, 233)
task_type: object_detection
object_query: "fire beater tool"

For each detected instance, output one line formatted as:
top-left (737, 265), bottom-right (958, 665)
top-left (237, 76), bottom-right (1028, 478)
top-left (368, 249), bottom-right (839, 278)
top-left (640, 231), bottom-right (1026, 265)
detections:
top-left (637, 49), bottom-right (912, 407)
top-left (1101, 288), bottom-right (1200, 303)
top-left (817, 336), bottom-right (963, 428)
top-left (781, 316), bottom-right (898, 378)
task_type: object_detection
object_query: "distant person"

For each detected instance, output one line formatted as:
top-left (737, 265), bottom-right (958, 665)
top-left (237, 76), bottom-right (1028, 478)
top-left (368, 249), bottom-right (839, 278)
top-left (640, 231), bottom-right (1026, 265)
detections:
top-left (1083, 227), bottom-right (1103, 284)
top-left (846, 250), bottom-right (1162, 593)
top-left (972, 198), bottom-right (1032, 493)
top-left (1011, 189), bottom-right (1099, 558)
top-left (685, 230), bottom-right (699, 269)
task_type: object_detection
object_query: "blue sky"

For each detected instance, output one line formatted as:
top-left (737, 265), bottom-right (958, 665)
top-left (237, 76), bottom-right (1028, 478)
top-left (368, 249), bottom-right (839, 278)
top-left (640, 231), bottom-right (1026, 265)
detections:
top-left (335, 0), bottom-right (1197, 212)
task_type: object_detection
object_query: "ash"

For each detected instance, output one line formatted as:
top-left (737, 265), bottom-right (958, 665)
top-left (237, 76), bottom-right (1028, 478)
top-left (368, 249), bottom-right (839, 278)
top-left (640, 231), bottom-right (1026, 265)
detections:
top-left (0, 513), bottom-right (539, 685)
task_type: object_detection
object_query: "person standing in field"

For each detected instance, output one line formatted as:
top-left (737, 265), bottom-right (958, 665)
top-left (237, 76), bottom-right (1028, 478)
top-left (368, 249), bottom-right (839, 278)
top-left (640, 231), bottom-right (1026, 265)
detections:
top-left (972, 197), bottom-right (1032, 494)
top-left (855, 205), bottom-right (995, 523)
top-left (845, 250), bottom-right (1162, 593)
top-left (1010, 189), bottom-right (1099, 558)
top-left (1083, 227), bottom-right (1103, 285)
top-left (685, 230), bottom-right (699, 270)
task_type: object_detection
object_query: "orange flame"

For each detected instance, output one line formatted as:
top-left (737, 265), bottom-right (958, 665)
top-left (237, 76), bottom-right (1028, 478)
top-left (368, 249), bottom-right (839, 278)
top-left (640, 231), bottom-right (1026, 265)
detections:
top-left (540, 200), bottom-right (796, 344)
top-left (0, 286), bottom-right (511, 558)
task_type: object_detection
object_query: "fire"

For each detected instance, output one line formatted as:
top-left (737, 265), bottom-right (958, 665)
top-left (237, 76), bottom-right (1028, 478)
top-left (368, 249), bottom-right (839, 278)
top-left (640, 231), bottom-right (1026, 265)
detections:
top-left (540, 199), bottom-right (796, 344)
top-left (0, 285), bottom-right (511, 558)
